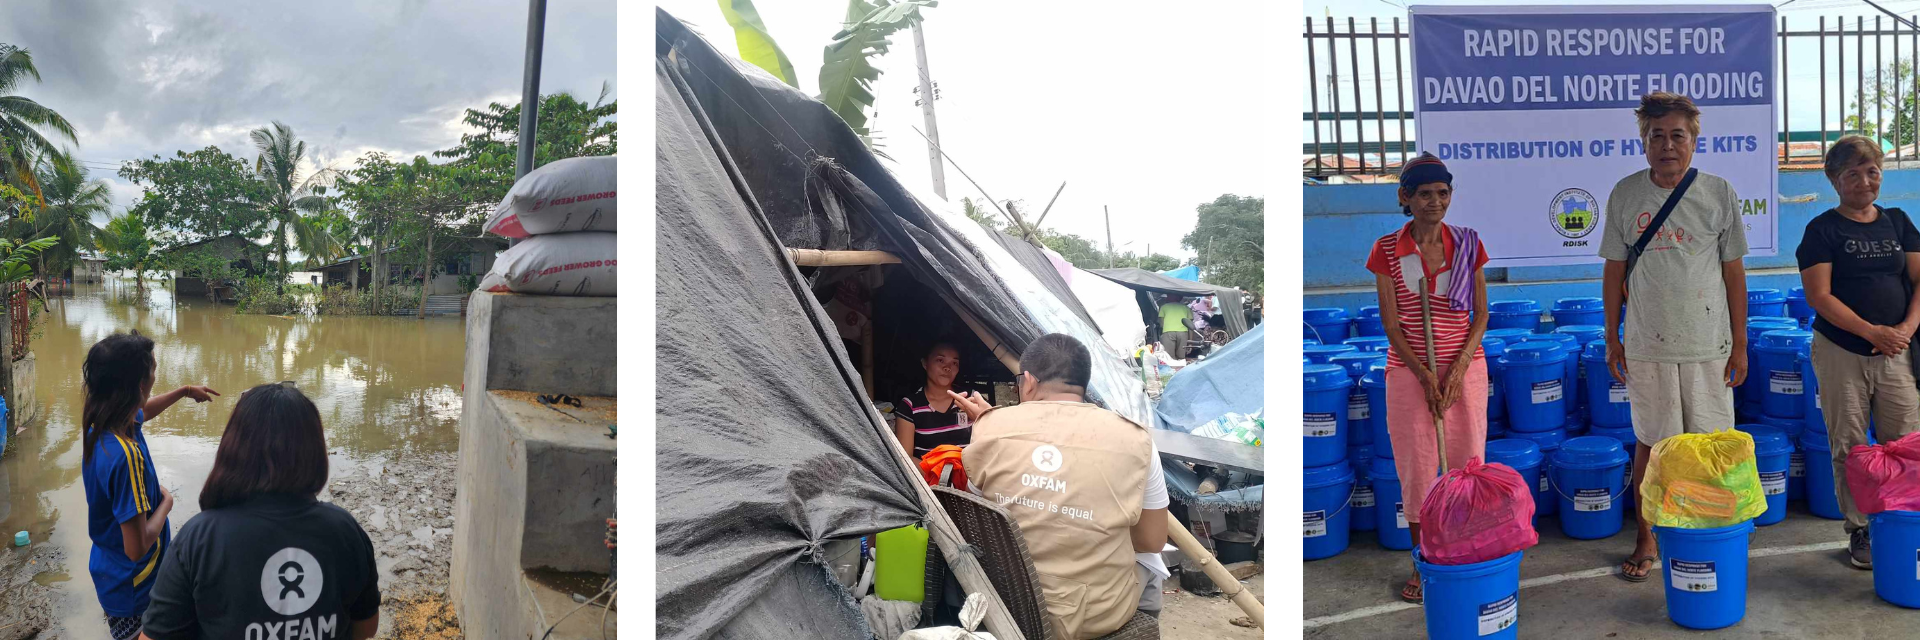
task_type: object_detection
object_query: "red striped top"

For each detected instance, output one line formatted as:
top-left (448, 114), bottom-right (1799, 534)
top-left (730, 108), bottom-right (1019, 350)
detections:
top-left (1365, 223), bottom-right (1488, 371)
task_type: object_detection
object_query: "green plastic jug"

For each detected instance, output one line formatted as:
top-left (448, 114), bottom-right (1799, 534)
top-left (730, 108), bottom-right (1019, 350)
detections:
top-left (874, 524), bottom-right (929, 602)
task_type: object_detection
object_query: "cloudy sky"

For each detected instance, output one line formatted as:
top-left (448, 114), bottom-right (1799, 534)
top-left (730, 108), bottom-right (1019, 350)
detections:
top-left (0, 0), bottom-right (617, 228)
top-left (655, 1), bottom-right (1267, 259)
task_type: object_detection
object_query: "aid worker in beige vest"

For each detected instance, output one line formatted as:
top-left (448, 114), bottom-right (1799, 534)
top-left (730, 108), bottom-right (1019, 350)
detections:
top-left (951, 333), bottom-right (1170, 639)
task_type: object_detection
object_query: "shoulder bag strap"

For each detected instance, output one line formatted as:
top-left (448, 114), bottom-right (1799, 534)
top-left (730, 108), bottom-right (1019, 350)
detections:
top-left (1622, 168), bottom-right (1699, 302)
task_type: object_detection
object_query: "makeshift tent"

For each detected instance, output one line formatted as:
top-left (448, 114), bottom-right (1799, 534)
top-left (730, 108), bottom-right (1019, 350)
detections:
top-left (657, 9), bottom-right (1150, 638)
top-left (1155, 322), bottom-right (1265, 433)
top-left (1089, 267), bottom-right (1250, 340)
top-left (1160, 264), bottom-right (1201, 282)
top-left (985, 229), bottom-right (1100, 332)
top-left (1068, 266), bottom-right (1149, 353)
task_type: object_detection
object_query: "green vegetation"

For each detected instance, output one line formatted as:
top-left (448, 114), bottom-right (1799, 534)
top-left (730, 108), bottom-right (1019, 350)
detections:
top-left (719, 0), bottom-right (937, 153)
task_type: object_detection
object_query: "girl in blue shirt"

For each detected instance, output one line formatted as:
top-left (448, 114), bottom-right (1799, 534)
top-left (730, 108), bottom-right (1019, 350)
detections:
top-left (80, 331), bottom-right (217, 640)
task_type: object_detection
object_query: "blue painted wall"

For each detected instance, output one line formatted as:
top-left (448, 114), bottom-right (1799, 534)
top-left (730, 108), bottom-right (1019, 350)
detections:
top-left (1303, 169), bottom-right (1920, 318)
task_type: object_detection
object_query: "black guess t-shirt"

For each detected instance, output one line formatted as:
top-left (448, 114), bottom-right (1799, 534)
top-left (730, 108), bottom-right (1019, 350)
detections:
top-left (1796, 206), bottom-right (1920, 356)
top-left (141, 494), bottom-right (380, 640)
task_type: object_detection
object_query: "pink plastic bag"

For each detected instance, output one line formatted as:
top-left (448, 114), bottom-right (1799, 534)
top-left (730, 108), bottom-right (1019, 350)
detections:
top-left (1418, 457), bottom-right (1539, 566)
top-left (1844, 432), bottom-right (1920, 515)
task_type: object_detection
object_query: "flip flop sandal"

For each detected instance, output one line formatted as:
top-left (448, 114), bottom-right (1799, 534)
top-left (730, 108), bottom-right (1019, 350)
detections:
top-left (1617, 555), bottom-right (1657, 583)
top-left (1400, 577), bottom-right (1424, 604)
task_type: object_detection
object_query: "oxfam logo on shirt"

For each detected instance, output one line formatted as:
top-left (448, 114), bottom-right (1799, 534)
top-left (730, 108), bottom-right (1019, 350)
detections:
top-left (260, 547), bottom-right (324, 616)
top-left (1549, 188), bottom-right (1599, 239)
top-left (1031, 445), bottom-right (1064, 473)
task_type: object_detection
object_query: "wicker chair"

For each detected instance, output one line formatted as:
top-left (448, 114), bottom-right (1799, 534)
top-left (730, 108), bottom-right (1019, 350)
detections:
top-left (927, 485), bottom-right (1159, 640)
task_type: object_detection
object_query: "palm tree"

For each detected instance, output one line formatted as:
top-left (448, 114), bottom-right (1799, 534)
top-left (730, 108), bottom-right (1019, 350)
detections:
top-left (0, 45), bottom-right (76, 205)
top-left (21, 155), bottom-right (106, 279)
top-left (249, 121), bottom-right (339, 289)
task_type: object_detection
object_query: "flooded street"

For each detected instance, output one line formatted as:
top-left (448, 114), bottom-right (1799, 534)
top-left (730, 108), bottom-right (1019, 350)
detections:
top-left (0, 280), bottom-right (464, 634)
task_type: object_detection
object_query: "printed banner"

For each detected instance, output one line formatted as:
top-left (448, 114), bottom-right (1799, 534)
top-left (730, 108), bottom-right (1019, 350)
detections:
top-left (1411, 5), bottom-right (1779, 267)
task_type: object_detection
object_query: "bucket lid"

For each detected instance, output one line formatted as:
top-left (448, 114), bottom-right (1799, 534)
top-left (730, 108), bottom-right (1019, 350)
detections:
top-left (1749, 288), bottom-right (1786, 304)
top-left (1509, 428), bottom-right (1569, 451)
top-left (1553, 435), bottom-right (1632, 469)
top-left (1305, 462), bottom-right (1355, 488)
top-left (1370, 455), bottom-right (1400, 479)
top-left (1304, 307), bottom-right (1352, 324)
top-left (1757, 414), bottom-right (1802, 432)
top-left (1359, 305), bottom-right (1381, 319)
top-left (1520, 333), bottom-right (1580, 356)
top-left (1501, 341), bottom-right (1569, 365)
top-left (1490, 300), bottom-right (1542, 314)
top-left (1800, 429), bottom-right (1831, 451)
top-left (1758, 329), bottom-right (1814, 352)
top-left (1747, 319), bottom-right (1799, 340)
top-left (1552, 297), bottom-right (1605, 312)
top-left (1304, 363), bottom-right (1352, 390)
top-left (1330, 352), bottom-right (1386, 378)
top-left (1555, 324), bottom-right (1606, 344)
top-left (1361, 362), bottom-right (1389, 386)
top-left (1734, 424), bottom-right (1793, 456)
top-left (1344, 336), bottom-right (1392, 353)
top-left (1349, 443), bottom-right (1375, 462)
top-left (1484, 439), bottom-right (1544, 468)
top-left (1788, 287), bottom-right (1806, 301)
top-left (1481, 336), bottom-right (1508, 357)
top-left (1485, 328), bottom-right (1538, 343)
top-left (1581, 340), bottom-right (1612, 362)
top-left (1305, 344), bottom-right (1359, 361)
top-left (1304, 338), bottom-right (1320, 346)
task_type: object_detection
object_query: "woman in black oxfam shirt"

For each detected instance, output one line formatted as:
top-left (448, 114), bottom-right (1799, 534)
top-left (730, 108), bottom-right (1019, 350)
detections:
top-left (139, 384), bottom-right (380, 640)
top-left (1795, 135), bottom-right (1920, 571)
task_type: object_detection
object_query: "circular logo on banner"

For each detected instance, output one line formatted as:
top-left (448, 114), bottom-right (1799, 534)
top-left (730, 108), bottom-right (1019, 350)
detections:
top-left (1549, 188), bottom-right (1599, 239)
top-left (1031, 445), bottom-right (1064, 473)
top-left (260, 547), bottom-right (325, 616)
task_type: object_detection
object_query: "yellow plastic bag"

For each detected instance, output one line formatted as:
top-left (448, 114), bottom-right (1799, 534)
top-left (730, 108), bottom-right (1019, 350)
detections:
top-left (1640, 431), bottom-right (1768, 528)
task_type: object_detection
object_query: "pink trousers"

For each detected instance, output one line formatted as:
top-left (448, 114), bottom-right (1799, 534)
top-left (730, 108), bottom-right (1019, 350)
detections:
top-left (1384, 358), bottom-right (1489, 524)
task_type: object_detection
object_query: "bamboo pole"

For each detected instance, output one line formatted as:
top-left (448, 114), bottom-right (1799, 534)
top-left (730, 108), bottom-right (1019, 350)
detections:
top-left (942, 294), bottom-right (1022, 375)
top-left (786, 249), bottom-right (902, 267)
top-left (1166, 512), bottom-right (1263, 627)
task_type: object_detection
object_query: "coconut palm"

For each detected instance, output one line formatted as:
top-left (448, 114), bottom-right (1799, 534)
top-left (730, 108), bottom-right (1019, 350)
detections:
top-left (20, 155), bottom-right (106, 278)
top-left (0, 44), bottom-right (76, 205)
top-left (249, 121), bottom-right (340, 287)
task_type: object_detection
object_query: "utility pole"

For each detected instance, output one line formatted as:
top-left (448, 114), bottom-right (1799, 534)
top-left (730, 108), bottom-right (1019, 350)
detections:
top-left (1104, 206), bottom-right (1114, 269)
top-left (912, 21), bottom-right (947, 200)
top-left (512, 0), bottom-right (548, 248)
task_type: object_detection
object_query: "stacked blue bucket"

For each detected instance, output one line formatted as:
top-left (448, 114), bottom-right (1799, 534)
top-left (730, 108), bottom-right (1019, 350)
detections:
top-left (1355, 305), bottom-right (1385, 337)
top-left (1305, 308), bottom-right (1353, 345)
top-left (1786, 287), bottom-right (1814, 329)
top-left (1550, 436), bottom-right (1631, 539)
top-left (1740, 318), bottom-right (1799, 418)
top-left (1519, 333), bottom-right (1583, 434)
top-left (1483, 337), bottom-right (1509, 440)
top-left (1735, 424), bottom-right (1794, 526)
top-left (1489, 300), bottom-right (1543, 332)
top-left (1305, 363), bottom-right (1356, 560)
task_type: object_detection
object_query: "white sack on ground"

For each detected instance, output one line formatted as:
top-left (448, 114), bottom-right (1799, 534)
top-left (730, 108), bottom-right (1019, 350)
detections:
top-left (477, 231), bottom-right (616, 296)
top-left (485, 155), bottom-right (617, 237)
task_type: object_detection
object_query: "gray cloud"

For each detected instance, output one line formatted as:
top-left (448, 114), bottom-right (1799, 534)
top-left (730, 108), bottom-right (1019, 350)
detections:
top-left (0, 0), bottom-right (617, 220)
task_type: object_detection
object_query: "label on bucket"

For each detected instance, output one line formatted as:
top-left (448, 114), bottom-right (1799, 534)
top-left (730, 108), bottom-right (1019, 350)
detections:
top-left (1574, 488), bottom-right (1612, 512)
top-left (1305, 412), bottom-right (1338, 438)
top-left (1817, 393), bottom-right (1822, 410)
top-left (1760, 471), bottom-right (1786, 496)
top-left (1914, 550), bottom-right (1919, 581)
top-left (1609, 382), bottom-right (1628, 404)
top-left (1348, 393), bottom-right (1369, 420)
top-left (1304, 510), bottom-right (1327, 538)
top-left (1353, 486), bottom-right (1376, 508)
top-left (1770, 371), bottom-right (1803, 395)
top-left (1531, 379), bottom-right (1563, 404)
top-left (1395, 503), bottom-right (1408, 529)
top-left (1539, 474), bottom-right (1550, 493)
top-left (1477, 592), bottom-right (1518, 636)
top-left (1791, 452), bottom-right (1805, 478)
top-left (1669, 560), bottom-right (1718, 592)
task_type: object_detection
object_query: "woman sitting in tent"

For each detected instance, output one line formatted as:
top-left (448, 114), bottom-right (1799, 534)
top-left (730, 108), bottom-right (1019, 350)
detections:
top-left (893, 342), bottom-right (986, 460)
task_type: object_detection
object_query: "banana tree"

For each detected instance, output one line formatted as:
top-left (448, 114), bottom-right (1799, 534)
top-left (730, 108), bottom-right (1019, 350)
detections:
top-left (718, 0), bottom-right (937, 153)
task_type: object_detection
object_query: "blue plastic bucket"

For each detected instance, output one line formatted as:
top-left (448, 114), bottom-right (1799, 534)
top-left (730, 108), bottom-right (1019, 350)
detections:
top-left (1305, 308), bottom-right (1354, 344)
top-left (1736, 425), bottom-right (1793, 526)
top-left (1304, 338), bottom-right (1319, 346)
top-left (1305, 343), bottom-right (1358, 365)
top-left (1554, 324), bottom-right (1606, 347)
top-left (1787, 287), bottom-right (1814, 328)
top-left (1483, 337), bottom-right (1509, 423)
top-left (1742, 421), bottom-right (1804, 501)
top-left (1485, 328), bottom-right (1539, 344)
top-left (1522, 334), bottom-right (1582, 418)
top-left (1305, 462), bottom-right (1357, 560)
top-left (1488, 419), bottom-right (1508, 441)
top-left (1871, 510), bottom-right (1920, 608)
top-left (1371, 456), bottom-right (1413, 550)
top-left (1551, 436), bottom-right (1632, 540)
top-left (1802, 430), bottom-right (1843, 519)
top-left (1490, 300), bottom-right (1544, 332)
top-left (1414, 548), bottom-right (1525, 640)
top-left (1331, 353), bottom-right (1387, 447)
top-left (1552, 297), bottom-right (1606, 330)
top-left (1742, 319), bottom-right (1800, 417)
top-left (1363, 364), bottom-right (1393, 459)
top-left (1654, 521), bottom-right (1756, 630)
top-left (1484, 439), bottom-right (1544, 523)
top-left (1590, 424), bottom-right (1636, 448)
top-left (1748, 288), bottom-right (1788, 318)
top-left (1503, 341), bottom-right (1569, 431)
top-left (1509, 428), bottom-right (1568, 517)
top-left (1304, 364), bottom-right (1353, 467)
top-left (1344, 336), bottom-right (1392, 354)
top-left (1799, 344), bottom-right (1825, 434)
top-left (1356, 305), bottom-right (1385, 337)
top-left (1349, 444), bottom-right (1377, 533)
top-left (1756, 330), bottom-right (1813, 419)
top-left (1582, 342), bottom-right (1631, 429)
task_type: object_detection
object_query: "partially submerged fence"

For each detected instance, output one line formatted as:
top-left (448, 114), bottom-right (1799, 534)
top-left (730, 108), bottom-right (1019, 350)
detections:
top-left (11, 283), bottom-right (28, 362)
top-left (1304, 13), bottom-right (1920, 177)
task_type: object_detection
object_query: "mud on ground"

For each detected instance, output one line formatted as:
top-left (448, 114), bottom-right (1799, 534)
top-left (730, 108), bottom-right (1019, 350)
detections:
top-left (0, 540), bottom-right (63, 640)
top-left (321, 451), bottom-right (463, 639)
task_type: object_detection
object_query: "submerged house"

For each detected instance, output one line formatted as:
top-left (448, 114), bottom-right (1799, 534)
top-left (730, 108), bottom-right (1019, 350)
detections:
top-left (313, 237), bottom-right (506, 296)
top-left (161, 235), bottom-right (261, 298)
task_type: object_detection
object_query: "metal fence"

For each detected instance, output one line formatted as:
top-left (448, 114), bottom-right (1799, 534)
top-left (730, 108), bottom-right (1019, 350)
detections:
top-left (11, 283), bottom-right (28, 362)
top-left (1304, 13), bottom-right (1920, 177)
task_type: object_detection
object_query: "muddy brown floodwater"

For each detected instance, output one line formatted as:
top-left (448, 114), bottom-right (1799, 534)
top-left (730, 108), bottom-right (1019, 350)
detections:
top-left (0, 281), bottom-right (465, 638)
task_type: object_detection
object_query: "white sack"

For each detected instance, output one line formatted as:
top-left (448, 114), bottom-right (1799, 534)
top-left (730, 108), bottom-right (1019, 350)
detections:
top-left (477, 231), bottom-right (616, 296)
top-left (485, 155), bottom-right (617, 237)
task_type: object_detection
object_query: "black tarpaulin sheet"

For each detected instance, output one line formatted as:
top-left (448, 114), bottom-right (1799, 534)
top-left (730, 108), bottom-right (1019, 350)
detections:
top-left (655, 50), bottom-right (921, 640)
top-left (986, 230), bottom-right (1100, 332)
top-left (1091, 268), bottom-right (1249, 339)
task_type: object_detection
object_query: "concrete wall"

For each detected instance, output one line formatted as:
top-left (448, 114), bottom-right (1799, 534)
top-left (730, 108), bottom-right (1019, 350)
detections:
top-left (1302, 168), bottom-right (1920, 315)
top-left (471, 293), bottom-right (618, 397)
top-left (13, 351), bottom-right (35, 427)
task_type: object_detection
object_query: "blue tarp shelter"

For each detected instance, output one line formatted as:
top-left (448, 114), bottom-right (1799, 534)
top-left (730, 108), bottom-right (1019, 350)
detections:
top-left (1154, 322), bottom-right (1264, 433)
top-left (1160, 264), bottom-right (1201, 282)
